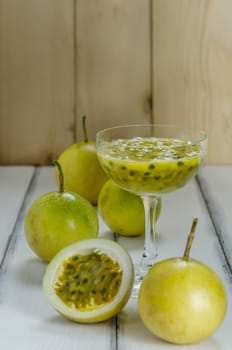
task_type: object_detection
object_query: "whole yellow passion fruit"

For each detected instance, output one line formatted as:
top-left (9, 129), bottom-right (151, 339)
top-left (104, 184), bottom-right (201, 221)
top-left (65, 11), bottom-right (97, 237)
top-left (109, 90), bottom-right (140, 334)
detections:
top-left (138, 219), bottom-right (227, 345)
top-left (98, 179), bottom-right (161, 236)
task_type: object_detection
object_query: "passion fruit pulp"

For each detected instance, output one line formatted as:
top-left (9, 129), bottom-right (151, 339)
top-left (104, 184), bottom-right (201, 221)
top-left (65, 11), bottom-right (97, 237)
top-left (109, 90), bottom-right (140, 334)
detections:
top-left (43, 238), bottom-right (134, 323)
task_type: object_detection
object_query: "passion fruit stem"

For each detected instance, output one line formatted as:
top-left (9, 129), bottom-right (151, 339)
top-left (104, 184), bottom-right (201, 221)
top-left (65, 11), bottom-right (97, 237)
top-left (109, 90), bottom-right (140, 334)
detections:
top-left (183, 218), bottom-right (198, 258)
top-left (82, 115), bottom-right (88, 143)
top-left (54, 160), bottom-right (64, 192)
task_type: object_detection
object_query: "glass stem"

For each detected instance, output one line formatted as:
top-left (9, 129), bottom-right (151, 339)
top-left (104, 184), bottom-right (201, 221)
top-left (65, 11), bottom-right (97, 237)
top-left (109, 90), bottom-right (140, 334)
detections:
top-left (140, 195), bottom-right (159, 273)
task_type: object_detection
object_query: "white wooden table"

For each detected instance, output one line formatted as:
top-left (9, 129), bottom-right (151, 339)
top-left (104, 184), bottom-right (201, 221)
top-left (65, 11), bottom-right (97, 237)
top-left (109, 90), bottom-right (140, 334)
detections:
top-left (0, 165), bottom-right (231, 350)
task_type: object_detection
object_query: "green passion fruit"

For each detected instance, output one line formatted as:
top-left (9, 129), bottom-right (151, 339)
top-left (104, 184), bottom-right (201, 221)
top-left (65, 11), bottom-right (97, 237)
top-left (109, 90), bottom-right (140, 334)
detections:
top-left (43, 238), bottom-right (134, 323)
top-left (24, 161), bottom-right (99, 262)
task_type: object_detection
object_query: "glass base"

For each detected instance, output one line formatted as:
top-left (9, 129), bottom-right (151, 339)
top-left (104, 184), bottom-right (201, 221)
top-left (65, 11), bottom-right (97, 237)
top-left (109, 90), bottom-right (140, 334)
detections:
top-left (131, 253), bottom-right (158, 298)
top-left (131, 274), bottom-right (143, 298)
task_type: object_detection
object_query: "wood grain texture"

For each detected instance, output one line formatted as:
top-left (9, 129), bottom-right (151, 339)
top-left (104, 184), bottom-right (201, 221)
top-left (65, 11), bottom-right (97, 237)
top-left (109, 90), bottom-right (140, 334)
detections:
top-left (0, 166), bottom-right (33, 262)
top-left (197, 165), bottom-right (232, 272)
top-left (0, 0), bottom-right (74, 164)
top-left (151, 0), bottom-right (232, 164)
top-left (111, 175), bottom-right (232, 349)
top-left (1, 1), bottom-right (232, 164)
top-left (0, 166), bottom-right (232, 349)
top-left (0, 167), bottom-right (116, 350)
top-left (75, 0), bottom-right (152, 141)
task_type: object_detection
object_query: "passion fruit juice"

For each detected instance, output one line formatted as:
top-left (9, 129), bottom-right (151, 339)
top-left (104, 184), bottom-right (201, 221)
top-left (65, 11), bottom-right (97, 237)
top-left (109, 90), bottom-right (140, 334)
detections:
top-left (97, 137), bottom-right (203, 194)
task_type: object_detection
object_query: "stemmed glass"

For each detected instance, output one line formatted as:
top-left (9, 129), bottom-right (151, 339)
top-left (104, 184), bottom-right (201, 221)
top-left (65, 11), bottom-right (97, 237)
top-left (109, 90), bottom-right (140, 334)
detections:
top-left (96, 124), bottom-right (207, 295)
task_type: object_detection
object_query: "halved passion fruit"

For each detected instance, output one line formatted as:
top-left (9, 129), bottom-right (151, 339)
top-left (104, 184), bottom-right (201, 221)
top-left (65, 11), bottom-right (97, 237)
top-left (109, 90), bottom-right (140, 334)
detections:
top-left (42, 238), bottom-right (134, 323)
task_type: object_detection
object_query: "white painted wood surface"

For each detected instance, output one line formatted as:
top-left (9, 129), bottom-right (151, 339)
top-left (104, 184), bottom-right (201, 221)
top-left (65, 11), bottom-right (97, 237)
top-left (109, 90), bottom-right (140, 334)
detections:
top-left (0, 166), bottom-right (34, 262)
top-left (0, 166), bottom-right (231, 349)
top-left (198, 166), bottom-right (232, 271)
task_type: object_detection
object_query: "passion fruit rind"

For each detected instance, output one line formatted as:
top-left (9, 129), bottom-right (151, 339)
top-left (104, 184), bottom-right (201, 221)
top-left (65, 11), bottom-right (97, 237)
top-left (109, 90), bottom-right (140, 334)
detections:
top-left (43, 238), bottom-right (134, 323)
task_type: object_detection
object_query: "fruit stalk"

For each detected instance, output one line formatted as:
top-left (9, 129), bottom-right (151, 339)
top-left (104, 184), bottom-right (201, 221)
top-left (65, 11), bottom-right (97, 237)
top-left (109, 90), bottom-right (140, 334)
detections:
top-left (54, 160), bottom-right (64, 193)
top-left (183, 218), bottom-right (198, 258)
top-left (82, 115), bottom-right (88, 143)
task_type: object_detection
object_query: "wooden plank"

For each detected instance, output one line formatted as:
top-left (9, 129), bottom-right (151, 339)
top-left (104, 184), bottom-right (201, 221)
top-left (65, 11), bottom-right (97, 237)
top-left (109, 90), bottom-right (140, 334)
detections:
top-left (0, 166), bottom-right (231, 349)
top-left (75, 0), bottom-right (152, 141)
top-left (0, 1), bottom-right (74, 164)
top-left (0, 166), bottom-right (34, 263)
top-left (116, 178), bottom-right (232, 349)
top-left (0, 167), bottom-right (116, 350)
top-left (0, 1), bottom-right (232, 165)
top-left (151, 0), bottom-right (232, 164)
top-left (197, 165), bottom-right (232, 271)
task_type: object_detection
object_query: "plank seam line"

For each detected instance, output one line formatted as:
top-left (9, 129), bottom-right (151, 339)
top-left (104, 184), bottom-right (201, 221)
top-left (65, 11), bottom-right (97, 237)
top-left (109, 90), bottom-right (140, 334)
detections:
top-left (115, 315), bottom-right (119, 350)
top-left (196, 175), bottom-right (232, 275)
top-left (0, 166), bottom-right (37, 278)
top-left (149, 0), bottom-right (153, 122)
top-left (73, 0), bottom-right (78, 142)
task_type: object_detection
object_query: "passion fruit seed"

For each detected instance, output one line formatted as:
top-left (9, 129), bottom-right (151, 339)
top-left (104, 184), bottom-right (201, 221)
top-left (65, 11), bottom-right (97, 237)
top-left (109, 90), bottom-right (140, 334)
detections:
top-left (98, 138), bottom-right (202, 194)
top-left (54, 250), bottom-right (122, 311)
top-left (43, 239), bottom-right (134, 323)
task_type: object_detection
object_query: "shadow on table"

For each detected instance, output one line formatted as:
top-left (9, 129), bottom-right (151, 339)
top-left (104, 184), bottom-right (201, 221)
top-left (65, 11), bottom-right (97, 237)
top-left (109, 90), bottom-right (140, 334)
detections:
top-left (14, 257), bottom-right (47, 287)
top-left (118, 298), bottom-right (222, 350)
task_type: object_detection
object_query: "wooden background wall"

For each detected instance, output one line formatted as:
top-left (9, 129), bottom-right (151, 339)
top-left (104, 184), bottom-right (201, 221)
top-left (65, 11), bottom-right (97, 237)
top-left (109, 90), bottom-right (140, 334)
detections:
top-left (1, 0), bottom-right (232, 165)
